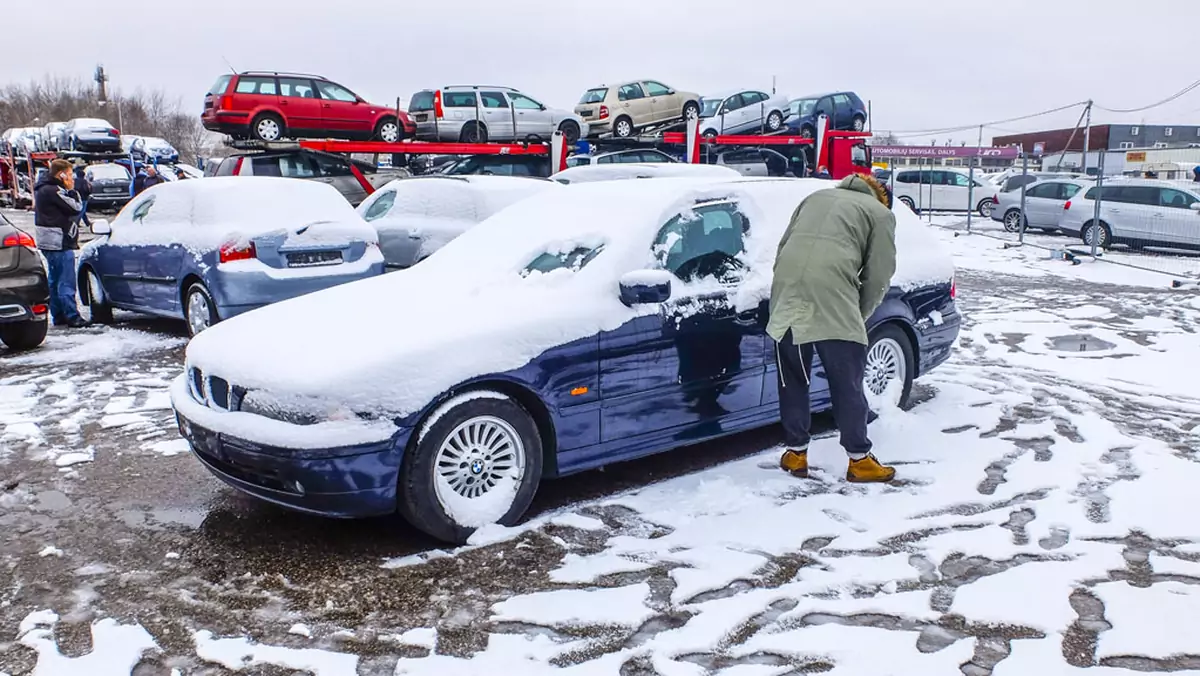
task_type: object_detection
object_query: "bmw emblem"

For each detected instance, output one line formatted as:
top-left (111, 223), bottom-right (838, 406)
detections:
top-left (470, 459), bottom-right (484, 475)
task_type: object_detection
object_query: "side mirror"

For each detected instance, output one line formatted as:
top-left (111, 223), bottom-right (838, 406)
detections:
top-left (92, 219), bottom-right (111, 235)
top-left (1190, 203), bottom-right (1200, 211)
top-left (619, 270), bottom-right (672, 306)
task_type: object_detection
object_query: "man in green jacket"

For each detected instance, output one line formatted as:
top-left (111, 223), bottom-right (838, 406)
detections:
top-left (767, 173), bottom-right (898, 482)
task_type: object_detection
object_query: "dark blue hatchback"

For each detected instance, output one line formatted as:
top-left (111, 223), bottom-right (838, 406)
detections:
top-left (786, 91), bottom-right (868, 138)
top-left (171, 177), bottom-right (960, 544)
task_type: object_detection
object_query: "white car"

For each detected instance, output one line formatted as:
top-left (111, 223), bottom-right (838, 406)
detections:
top-left (565, 149), bottom-right (678, 167)
top-left (552, 163), bottom-right (741, 184)
top-left (698, 89), bottom-right (790, 136)
top-left (357, 175), bottom-right (561, 269)
top-left (170, 175), bottom-right (960, 544)
top-left (1058, 178), bottom-right (1200, 250)
top-left (990, 178), bottom-right (1091, 233)
top-left (890, 167), bottom-right (996, 216)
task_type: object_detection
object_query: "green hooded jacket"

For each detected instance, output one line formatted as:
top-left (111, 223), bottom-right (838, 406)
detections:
top-left (766, 174), bottom-right (898, 346)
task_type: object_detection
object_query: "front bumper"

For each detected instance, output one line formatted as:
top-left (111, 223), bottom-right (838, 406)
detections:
top-left (171, 374), bottom-right (408, 518)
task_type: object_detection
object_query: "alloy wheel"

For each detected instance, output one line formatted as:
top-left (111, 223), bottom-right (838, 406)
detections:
top-left (1003, 211), bottom-right (1023, 233)
top-left (187, 290), bottom-right (212, 336)
top-left (433, 415), bottom-right (527, 518)
top-left (865, 337), bottom-right (906, 404)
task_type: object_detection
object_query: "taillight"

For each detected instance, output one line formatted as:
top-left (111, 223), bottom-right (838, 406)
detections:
top-left (219, 241), bottom-right (256, 263)
top-left (221, 95), bottom-right (233, 110)
top-left (433, 90), bottom-right (444, 119)
top-left (1064, 200), bottom-right (1072, 210)
top-left (31, 304), bottom-right (48, 316)
top-left (1, 231), bottom-right (36, 248)
top-left (110, 128), bottom-right (120, 136)
top-left (599, 105), bottom-right (609, 120)
top-left (950, 277), bottom-right (956, 299)
top-left (231, 156), bottom-right (245, 175)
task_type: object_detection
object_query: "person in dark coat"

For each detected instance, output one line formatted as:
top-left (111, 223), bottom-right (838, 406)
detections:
top-left (133, 165), bottom-right (166, 195)
top-left (73, 164), bottom-right (92, 228)
top-left (34, 159), bottom-right (88, 328)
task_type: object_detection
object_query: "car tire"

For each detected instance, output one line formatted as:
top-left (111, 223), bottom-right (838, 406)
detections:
top-left (865, 323), bottom-right (915, 409)
top-left (79, 267), bottom-right (113, 325)
top-left (683, 101), bottom-right (700, 121)
top-left (702, 129), bottom-right (718, 139)
top-left (557, 120), bottom-right (581, 145)
top-left (613, 116), bottom-right (635, 138)
top-left (1002, 209), bottom-right (1024, 233)
top-left (374, 117), bottom-right (403, 143)
top-left (250, 114), bottom-right (285, 142)
top-left (0, 319), bottom-right (48, 351)
top-left (459, 122), bottom-right (488, 144)
top-left (399, 393), bottom-right (543, 544)
top-left (184, 283), bottom-right (219, 337)
top-left (977, 198), bottom-right (995, 219)
top-left (766, 110), bottom-right (783, 132)
top-left (799, 125), bottom-right (815, 140)
top-left (898, 196), bottom-right (916, 213)
top-left (1082, 220), bottom-right (1112, 250)
top-left (853, 115), bottom-right (866, 132)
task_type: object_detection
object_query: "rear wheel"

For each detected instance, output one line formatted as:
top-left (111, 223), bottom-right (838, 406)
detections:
top-left (459, 121), bottom-right (488, 143)
top-left (683, 101), bottom-right (700, 121)
top-left (852, 115), bottom-right (866, 132)
top-left (251, 113), bottom-right (285, 142)
top-left (557, 120), bottom-right (581, 144)
top-left (400, 393), bottom-right (542, 544)
top-left (0, 320), bottom-right (47, 351)
top-left (613, 116), bottom-right (634, 138)
top-left (978, 198), bottom-right (995, 218)
top-left (374, 117), bottom-right (402, 143)
top-left (799, 125), bottom-right (815, 140)
top-left (865, 324), bottom-right (915, 410)
top-left (184, 283), bottom-right (218, 337)
top-left (1002, 209), bottom-right (1024, 233)
top-left (898, 196), bottom-right (916, 213)
top-left (79, 267), bottom-right (112, 324)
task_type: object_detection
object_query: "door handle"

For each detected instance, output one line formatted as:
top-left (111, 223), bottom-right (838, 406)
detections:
top-left (324, 104), bottom-right (331, 109)
top-left (280, 100), bottom-right (288, 105)
top-left (1154, 213), bottom-right (1165, 218)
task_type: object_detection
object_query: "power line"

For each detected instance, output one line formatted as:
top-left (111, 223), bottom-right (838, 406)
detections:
top-left (882, 100), bottom-right (1088, 138)
top-left (1094, 78), bottom-right (1200, 114)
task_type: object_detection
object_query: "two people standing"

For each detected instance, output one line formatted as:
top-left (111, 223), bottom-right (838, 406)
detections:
top-left (34, 159), bottom-right (89, 328)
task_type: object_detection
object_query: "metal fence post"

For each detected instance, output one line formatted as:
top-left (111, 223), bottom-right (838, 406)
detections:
top-left (916, 157), bottom-right (924, 215)
top-left (1090, 152), bottom-right (1106, 257)
top-left (967, 155), bottom-right (975, 232)
top-left (1018, 153), bottom-right (1029, 244)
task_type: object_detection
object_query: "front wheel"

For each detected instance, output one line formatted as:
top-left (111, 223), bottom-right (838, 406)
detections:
top-left (898, 196), bottom-right (916, 213)
top-left (80, 267), bottom-right (113, 324)
top-left (865, 324), bottom-right (915, 410)
top-left (374, 117), bottom-right (403, 143)
top-left (184, 283), bottom-right (219, 337)
top-left (1082, 221), bottom-right (1112, 250)
top-left (0, 320), bottom-right (47, 351)
top-left (400, 393), bottom-right (543, 544)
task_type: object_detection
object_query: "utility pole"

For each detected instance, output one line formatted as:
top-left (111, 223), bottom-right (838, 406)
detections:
top-left (94, 65), bottom-right (108, 103)
top-left (1082, 99), bottom-right (1093, 175)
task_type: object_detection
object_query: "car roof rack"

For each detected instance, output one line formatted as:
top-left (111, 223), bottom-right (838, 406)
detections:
top-left (240, 71), bottom-right (325, 79)
top-left (442, 85), bottom-right (517, 91)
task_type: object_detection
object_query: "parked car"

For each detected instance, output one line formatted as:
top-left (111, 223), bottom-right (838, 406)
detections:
top-left (84, 163), bottom-right (133, 211)
top-left (78, 177), bottom-right (384, 336)
top-left (202, 71), bottom-right (415, 143)
top-left (574, 80), bottom-right (701, 138)
top-left (997, 171), bottom-right (1086, 194)
top-left (57, 118), bottom-right (121, 152)
top-left (552, 163), bottom-right (741, 184)
top-left (991, 178), bottom-right (1091, 233)
top-left (42, 122), bottom-right (67, 150)
top-left (710, 148), bottom-right (800, 177)
top-left (2, 127), bottom-right (47, 156)
top-left (698, 89), bottom-right (790, 136)
top-left (408, 86), bottom-right (589, 144)
top-left (358, 175), bottom-right (560, 269)
top-left (0, 214), bottom-right (49, 351)
top-left (786, 91), bottom-right (868, 138)
top-left (211, 148), bottom-right (408, 206)
top-left (169, 176), bottom-right (960, 544)
top-left (127, 136), bottom-right (180, 164)
top-left (891, 168), bottom-right (995, 216)
top-left (438, 154), bottom-right (552, 178)
top-left (565, 149), bottom-right (678, 167)
top-left (1058, 179), bottom-right (1200, 251)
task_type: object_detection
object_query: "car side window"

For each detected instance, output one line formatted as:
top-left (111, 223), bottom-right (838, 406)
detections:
top-left (508, 93), bottom-right (542, 110)
top-left (278, 78), bottom-right (315, 98)
top-left (253, 155), bottom-right (317, 179)
top-left (833, 94), bottom-right (852, 106)
top-left (951, 172), bottom-right (972, 187)
top-left (523, 245), bottom-right (605, 276)
top-left (479, 91), bottom-right (510, 108)
top-left (315, 81), bottom-right (357, 103)
top-left (444, 92), bottom-right (477, 108)
top-left (311, 154), bottom-right (352, 177)
top-left (638, 151), bottom-right (671, 163)
top-left (1061, 184), bottom-right (1082, 200)
top-left (652, 202), bottom-right (748, 283)
top-left (363, 190), bottom-right (396, 221)
top-left (1159, 188), bottom-right (1199, 209)
top-left (1026, 183), bottom-right (1058, 199)
top-left (723, 94), bottom-right (745, 113)
top-left (1123, 186), bottom-right (1160, 206)
top-left (643, 81), bottom-right (671, 97)
top-left (618, 83), bottom-right (645, 101)
top-left (613, 152), bottom-right (642, 164)
top-left (596, 154), bottom-right (616, 165)
top-left (895, 171), bottom-right (917, 184)
top-left (235, 76), bottom-right (277, 95)
top-left (743, 91), bottom-right (767, 105)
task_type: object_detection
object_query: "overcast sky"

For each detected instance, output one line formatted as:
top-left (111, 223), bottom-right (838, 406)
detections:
top-left (6, 0), bottom-right (1198, 145)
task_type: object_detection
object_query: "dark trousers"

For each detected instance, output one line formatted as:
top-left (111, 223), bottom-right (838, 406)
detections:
top-left (78, 199), bottom-right (91, 227)
top-left (776, 329), bottom-right (871, 457)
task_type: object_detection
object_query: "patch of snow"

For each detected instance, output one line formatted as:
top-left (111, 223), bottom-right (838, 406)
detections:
top-left (145, 438), bottom-right (190, 457)
top-left (165, 552), bottom-right (180, 560)
top-left (17, 612), bottom-right (158, 675)
top-left (394, 627), bottom-right (437, 649)
top-left (735, 624), bottom-right (976, 673)
top-left (193, 630), bottom-right (358, 675)
top-left (0, 329), bottom-right (185, 367)
top-left (38, 546), bottom-right (63, 558)
top-left (490, 584), bottom-right (654, 626)
top-left (416, 390), bottom-right (509, 444)
top-left (288, 623), bottom-right (311, 638)
top-left (549, 552), bottom-right (652, 584)
top-left (548, 513), bottom-right (607, 531)
top-left (1095, 581), bottom-right (1200, 659)
top-left (54, 446), bottom-right (94, 467)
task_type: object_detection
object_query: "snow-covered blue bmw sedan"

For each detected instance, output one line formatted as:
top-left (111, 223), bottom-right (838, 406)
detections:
top-left (170, 176), bottom-right (960, 544)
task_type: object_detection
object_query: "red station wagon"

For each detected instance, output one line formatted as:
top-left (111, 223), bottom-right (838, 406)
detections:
top-left (202, 71), bottom-right (416, 143)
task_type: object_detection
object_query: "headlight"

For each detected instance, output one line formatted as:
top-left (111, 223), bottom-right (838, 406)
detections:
top-left (239, 390), bottom-right (372, 425)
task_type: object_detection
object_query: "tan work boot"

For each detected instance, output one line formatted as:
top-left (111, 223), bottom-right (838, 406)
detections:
top-left (846, 454), bottom-right (896, 483)
top-left (780, 449), bottom-right (809, 478)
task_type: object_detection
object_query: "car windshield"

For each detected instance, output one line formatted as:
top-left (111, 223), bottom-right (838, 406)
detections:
top-left (699, 98), bottom-right (723, 118)
top-left (789, 99), bottom-right (817, 117)
top-left (409, 91), bottom-right (435, 112)
top-left (565, 156), bottom-right (590, 167)
top-left (87, 164), bottom-right (129, 180)
top-left (579, 88), bottom-right (607, 104)
top-left (523, 245), bottom-right (605, 276)
top-left (208, 75), bottom-right (232, 95)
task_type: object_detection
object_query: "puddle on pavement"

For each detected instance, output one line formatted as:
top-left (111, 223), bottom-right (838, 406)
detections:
top-left (118, 506), bottom-right (207, 530)
top-left (1048, 334), bottom-right (1116, 353)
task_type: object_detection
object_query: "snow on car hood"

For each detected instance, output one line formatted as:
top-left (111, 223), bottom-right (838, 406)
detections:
top-left (185, 177), bottom-right (953, 420)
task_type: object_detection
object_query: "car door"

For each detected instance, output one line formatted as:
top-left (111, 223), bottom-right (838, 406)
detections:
top-left (231, 75), bottom-right (283, 126)
top-left (508, 92), bottom-right (554, 138)
top-left (832, 93), bottom-right (854, 129)
top-left (739, 91), bottom-right (769, 132)
top-left (314, 79), bottom-right (370, 136)
top-left (136, 193), bottom-right (188, 315)
top-left (616, 83), bottom-right (652, 128)
top-left (1112, 186), bottom-right (1161, 242)
top-left (478, 90), bottom-right (516, 141)
top-left (641, 80), bottom-right (677, 124)
top-left (1021, 182), bottom-right (1062, 228)
top-left (812, 95), bottom-right (835, 127)
top-left (937, 171), bottom-right (968, 211)
top-left (717, 94), bottom-right (749, 134)
top-left (276, 77), bottom-right (324, 135)
top-left (92, 197), bottom-right (155, 307)
top-left (599, 201), bottom-right (765, 443)
top-left (1155, 187), bottom-right (1200, 246)
top-left (720, 149), bottom-right (767, 177)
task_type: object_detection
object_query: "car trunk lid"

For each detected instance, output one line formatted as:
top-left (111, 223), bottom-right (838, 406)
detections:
top-left (246, 221), bottom-right (369, 270)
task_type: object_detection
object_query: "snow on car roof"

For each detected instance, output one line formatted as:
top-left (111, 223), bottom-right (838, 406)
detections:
top-left (186, 176), bottom-right (954, 421)
top-left (358, 175), bottom-right (561, 226)
top-left (72, 118), bottom-right (114, 127)
top-left (552, 163), bottom-right (740, 184)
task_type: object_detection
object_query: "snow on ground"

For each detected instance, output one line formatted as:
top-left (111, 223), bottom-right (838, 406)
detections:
top-left (2, 211), bottom-right (1199, 674)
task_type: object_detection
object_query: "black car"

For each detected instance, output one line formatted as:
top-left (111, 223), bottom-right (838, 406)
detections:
top-left (214, 148), bottom-right (409, 206)
top-left (0, 214), bottom-right (49, 351)
top-left (439, 154), bottom-right (552, 178)
top-left (84, 163), bottom-right (134, 211)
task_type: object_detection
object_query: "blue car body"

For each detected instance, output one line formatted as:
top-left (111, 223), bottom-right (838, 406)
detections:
top-left (173, 284), bottom-right (959, 519)
top-left (786, 91), bottom-right (868, 136)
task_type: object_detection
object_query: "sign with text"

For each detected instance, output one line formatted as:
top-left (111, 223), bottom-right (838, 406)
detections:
top-left (869, 145), bottom-right (1022, 159)
top-left (1126, 151), bottom-right (1147, 162)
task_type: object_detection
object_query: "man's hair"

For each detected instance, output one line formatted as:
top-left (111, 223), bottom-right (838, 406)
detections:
top-left (49, 159), bottom-right (73, 177)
